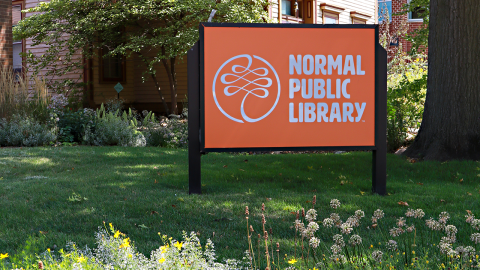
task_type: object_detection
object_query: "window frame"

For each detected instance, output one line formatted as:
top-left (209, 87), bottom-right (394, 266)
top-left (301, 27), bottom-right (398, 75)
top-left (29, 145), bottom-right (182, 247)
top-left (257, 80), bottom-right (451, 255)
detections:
top-left (350, 11), bottom-right (371, 24)
top-left (323, 12), bottom-right (339, 24)
top-left (99, 47), bottom-right (127, 84)
top-left (12, 1), bottom-right (24, 76)
top-left (320, 3), bottom-right (344, 25)
top-left (281, 0), bottom-right (306, 23)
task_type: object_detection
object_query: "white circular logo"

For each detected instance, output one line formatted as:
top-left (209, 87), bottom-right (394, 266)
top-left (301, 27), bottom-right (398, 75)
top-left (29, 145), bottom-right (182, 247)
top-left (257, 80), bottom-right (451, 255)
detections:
top-left (212, 54), bottom-right (281, 123)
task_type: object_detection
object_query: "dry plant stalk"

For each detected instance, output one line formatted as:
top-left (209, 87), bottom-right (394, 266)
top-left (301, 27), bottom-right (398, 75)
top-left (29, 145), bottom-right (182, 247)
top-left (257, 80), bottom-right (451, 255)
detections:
top-left (0, 66), bottom-right (48, 119)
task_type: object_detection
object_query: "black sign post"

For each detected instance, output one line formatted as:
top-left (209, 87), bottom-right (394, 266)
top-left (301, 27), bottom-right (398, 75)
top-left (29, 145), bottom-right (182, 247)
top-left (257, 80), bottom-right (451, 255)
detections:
top-left (188, 23), bottom-right (387, 195)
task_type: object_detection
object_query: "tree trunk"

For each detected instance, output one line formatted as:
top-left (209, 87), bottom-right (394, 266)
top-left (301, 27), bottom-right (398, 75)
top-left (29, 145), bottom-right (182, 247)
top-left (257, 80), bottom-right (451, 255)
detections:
top-left (404, 0), bottom-right (480, 160)
top-left (150, 73), bottom-right (170, 115)
top-left (161, 57), bottom-right (178, 115)
top-left (170, 57), bottom-right (178, 115)
top-left (137, 52), bottom-right (169, 115)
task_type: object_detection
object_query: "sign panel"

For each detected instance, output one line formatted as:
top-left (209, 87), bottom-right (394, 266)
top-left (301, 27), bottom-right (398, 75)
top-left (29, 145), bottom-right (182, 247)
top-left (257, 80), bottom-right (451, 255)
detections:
top-left (202, 26), bottom-right (376, 149)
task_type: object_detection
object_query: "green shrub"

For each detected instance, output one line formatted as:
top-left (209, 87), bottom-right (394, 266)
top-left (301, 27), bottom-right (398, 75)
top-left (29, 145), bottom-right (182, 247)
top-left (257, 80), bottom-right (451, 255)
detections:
top-left (387, 54), bottom-right (427, 152)
top-left (82, 105), bottom-right (145, 147)
top-left (0, 115), bottom-right (56, 147)
top-left (57, 109), bottom-right (96, 143)
top-left (141, 109), bottom-right (188, 148)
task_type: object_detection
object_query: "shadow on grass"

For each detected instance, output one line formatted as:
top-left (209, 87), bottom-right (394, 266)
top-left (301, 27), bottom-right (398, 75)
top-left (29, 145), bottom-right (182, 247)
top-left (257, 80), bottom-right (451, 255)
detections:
top-left (1, 146), bottom-right (480, 261)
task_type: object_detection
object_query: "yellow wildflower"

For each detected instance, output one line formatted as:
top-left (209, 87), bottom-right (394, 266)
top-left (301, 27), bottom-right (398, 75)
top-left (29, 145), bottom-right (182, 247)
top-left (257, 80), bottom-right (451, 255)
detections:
top-left (77, 256), bottom-right (86, 263)
top-left (47, 248), bottom-right (51, 253)
top-left (159, 257), bottom-right (166, 264)
top-left (174, 242), bottom-right (183, 251)
top-left (160, 245), bottom-right (168, 253)
top-left (119, 238), bottom-right (130, 249)
top-left (288, 258), bottom-right (297, 264)
top-left (114, 231), bottom-right (121, 239)
top-left (412, 250), bottom-right (415, 254)
top-left (128, 254), bottom-right (133, 258)
top-left (0, 253), bottom-right (8, 260)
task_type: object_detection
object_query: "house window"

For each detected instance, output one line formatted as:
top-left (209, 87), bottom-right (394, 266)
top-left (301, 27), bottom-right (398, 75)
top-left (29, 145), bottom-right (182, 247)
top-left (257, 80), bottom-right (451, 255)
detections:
top-left (378, 0), bottom-right (392, 23)
top-left (281, 0), bottom-right (304, 19)
top-left (350, 11), bottom-right (371, 24)
top-left (352, 19), bottom-right (366, 24)
top-left (12, 4), bottom-right (23, 75)
top-left (281, 0), bottom-right (292, 16)
top-left (320, 3), bottom-right (344, 24)
top-left (100, 48), bottom-right (125, 83)
top-left (408, 0), bottom-right (425, 22)
top-left (323, 12), bottom-right (338, 24)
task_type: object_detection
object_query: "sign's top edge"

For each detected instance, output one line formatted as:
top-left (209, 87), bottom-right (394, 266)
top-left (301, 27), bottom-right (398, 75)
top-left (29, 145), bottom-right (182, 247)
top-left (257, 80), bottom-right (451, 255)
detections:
top-left (200, 22), bottom-right (378, 29)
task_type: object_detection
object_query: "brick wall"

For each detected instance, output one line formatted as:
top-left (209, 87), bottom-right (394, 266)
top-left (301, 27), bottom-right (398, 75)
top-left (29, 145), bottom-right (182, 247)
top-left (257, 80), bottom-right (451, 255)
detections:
top-left (390, 0), bottom-right (428, 54)
top-left (0, 0), bottom-right (12, 68)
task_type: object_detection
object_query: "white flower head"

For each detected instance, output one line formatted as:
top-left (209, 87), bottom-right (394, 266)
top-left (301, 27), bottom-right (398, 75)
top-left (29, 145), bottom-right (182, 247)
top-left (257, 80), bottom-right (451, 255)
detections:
top-left (372, 250), bottom-right (383, 263)
top-left (340, 222), bottom-right (353, 235)
top-left (470, 233), bottom-right (480, 244)
top-left (330, 199), bottom-right (341, 209)
top-left (414, 209), bottom-right (425, 219)
top-left (323, 218), bottom-right (334, 228)
top-left (309, 237), bottom-right (320, 249)
top-left (373, 209), bottom-right (384, 219)
top-left (305, 209), bottom-right (317, 222)
top-left (386, 240), bottom-right (397, 251)
top-left (348, 234), bottom-right (362, 246)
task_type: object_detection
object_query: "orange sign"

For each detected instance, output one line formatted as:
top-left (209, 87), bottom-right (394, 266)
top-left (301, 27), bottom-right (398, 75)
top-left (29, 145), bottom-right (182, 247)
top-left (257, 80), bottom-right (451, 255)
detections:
top-left (203, 26), bottom-right (376, 149)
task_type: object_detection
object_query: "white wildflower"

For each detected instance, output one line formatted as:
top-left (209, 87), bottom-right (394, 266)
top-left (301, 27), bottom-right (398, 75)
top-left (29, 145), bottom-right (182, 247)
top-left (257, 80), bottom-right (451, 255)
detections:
top-left (330, 199), bottom-right (341, 209)
top-left (305, 209), bottom-right (317, 222)
top-left (372, 250), bottom-right (383, 263)
top-left (323, 218), bottom-right (334, 228)
top-left (348, 235), bottom-right (362, 246)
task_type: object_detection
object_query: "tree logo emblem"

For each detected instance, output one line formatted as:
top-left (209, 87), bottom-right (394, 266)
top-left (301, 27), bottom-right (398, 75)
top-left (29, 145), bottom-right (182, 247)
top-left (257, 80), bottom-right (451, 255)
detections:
top-left (212, 54), bottom-right (281, 123)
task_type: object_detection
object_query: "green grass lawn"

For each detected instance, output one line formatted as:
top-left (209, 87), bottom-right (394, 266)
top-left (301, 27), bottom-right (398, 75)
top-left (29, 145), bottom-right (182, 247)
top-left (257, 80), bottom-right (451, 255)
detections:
top-left (1, 146), bottom-right (479, 266)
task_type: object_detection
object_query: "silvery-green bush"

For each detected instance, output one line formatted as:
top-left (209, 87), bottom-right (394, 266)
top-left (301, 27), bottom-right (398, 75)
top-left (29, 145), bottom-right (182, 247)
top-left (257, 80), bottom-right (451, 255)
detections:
top-left (83, 112), bottom-right (145, 147)
top-left (0, 115), bottom-right (56, 146)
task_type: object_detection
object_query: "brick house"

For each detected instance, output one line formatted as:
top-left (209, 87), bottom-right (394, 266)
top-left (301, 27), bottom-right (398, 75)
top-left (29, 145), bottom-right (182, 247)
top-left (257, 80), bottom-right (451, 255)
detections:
top-left (2, 0), bottom-right (383, 114)
top-left (378, 0), bottom-right (427, 54)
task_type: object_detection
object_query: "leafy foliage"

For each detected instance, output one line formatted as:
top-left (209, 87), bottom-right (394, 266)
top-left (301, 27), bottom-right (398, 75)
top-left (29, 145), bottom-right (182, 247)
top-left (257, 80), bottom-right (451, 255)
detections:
top-left (387, 55), bottom-right (427, 152)
top-left (396, 0), bottom-right (430, 54)
top-left (82, 105), bottom-right (145, 147)
top-left (14, 0), bottom-right (271, 113)
top-left (0, 115), bottom-right (57, 147)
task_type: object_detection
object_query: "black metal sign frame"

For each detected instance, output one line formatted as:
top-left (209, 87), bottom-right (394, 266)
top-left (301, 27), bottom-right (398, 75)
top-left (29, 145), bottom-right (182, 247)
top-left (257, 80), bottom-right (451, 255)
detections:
top-left (188, 23), bottom-right (387, 195)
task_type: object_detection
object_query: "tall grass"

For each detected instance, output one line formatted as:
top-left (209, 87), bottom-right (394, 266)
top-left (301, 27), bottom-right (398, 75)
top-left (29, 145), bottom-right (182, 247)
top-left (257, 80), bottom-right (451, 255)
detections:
top-left (0, 66), bottom-right (49, 121)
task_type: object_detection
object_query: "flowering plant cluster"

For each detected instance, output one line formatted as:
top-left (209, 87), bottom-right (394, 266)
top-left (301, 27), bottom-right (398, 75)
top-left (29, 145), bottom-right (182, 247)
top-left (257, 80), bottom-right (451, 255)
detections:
top-left (0, 223), bottom-right (240, 270)
top-left (246, 197), bottom-right (480, 270)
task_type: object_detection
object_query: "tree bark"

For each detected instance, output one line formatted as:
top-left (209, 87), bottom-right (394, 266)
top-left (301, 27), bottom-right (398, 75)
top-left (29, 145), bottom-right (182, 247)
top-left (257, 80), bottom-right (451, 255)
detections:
top-left (150, 72), bottom-right (170, 115)
top-left (161, 51), bottom-right (178, 115)
top-left (405, 0), bottom-right (480, 160)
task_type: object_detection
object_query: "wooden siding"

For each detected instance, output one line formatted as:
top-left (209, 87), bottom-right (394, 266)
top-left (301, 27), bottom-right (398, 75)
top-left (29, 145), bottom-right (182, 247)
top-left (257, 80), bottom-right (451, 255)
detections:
top-left (91, 50), bottom-right (136, 105)
top-left (25, 0), bottom-right (84, 96)
top-left (270, 0), bottom-right (376, 24)
top-left (318, 0), bottom-right (376, 25)
top-left (132, 52), bottom-right (188, 105)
